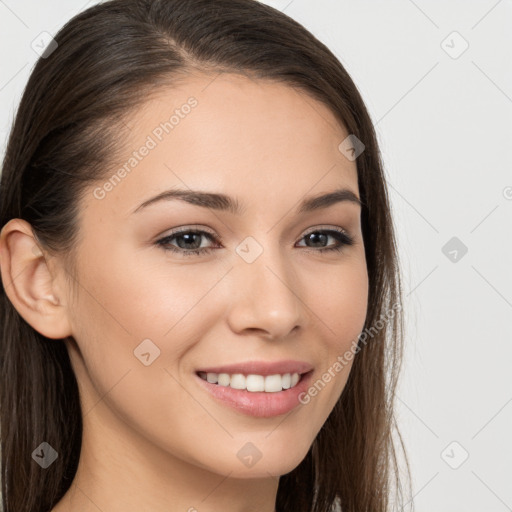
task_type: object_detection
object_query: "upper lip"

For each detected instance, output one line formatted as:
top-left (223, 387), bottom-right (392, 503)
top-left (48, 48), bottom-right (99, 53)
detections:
top-left (196, 360), bottom-right (314, 377)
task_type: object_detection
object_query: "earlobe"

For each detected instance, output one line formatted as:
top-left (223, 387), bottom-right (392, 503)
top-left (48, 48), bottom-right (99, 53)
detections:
top-left (0, 218), bottom-right (73, 340)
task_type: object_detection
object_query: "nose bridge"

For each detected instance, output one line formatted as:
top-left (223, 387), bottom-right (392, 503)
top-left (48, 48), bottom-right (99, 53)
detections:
top-left (226, 238), bottom-right (303, 337)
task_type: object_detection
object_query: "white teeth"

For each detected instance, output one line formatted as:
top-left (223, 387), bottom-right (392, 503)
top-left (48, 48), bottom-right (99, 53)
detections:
top-left (198, 371), bottom-right (302, 392)
top-left (230, 373), bottom-right (246, 390)
top-left (206, 373), bottom-right (218, 383)
top-left (246, 374), bottom-right (264, 392)
top-left (217, 373), bottom-right (230, 386)
top-left (264, 374), bottom-right (281, 392)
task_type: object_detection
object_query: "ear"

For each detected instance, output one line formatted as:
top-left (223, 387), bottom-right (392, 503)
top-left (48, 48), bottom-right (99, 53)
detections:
top-left (0, 218), bottom-right (73, 339)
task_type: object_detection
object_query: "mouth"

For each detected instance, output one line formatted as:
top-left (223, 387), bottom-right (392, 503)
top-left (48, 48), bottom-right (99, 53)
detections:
top-left (194, 368), bottom-right (315, 418)
top-left (196, 370), bottom-right (311, 393)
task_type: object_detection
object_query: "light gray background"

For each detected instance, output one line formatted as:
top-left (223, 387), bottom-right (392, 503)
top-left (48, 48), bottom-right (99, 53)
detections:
top-left (1, 1), bottom-right (511, 511)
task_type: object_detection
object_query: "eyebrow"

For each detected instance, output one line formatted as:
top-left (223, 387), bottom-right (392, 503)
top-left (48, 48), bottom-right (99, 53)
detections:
top-left (132, 187), bottom-right (363, 215)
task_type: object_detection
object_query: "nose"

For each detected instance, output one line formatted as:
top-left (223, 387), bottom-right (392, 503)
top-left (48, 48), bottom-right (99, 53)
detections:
top-left (225, 246), bottom-right (304, 340)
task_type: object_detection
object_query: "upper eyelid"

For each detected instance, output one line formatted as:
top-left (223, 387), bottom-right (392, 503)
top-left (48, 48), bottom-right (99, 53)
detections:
top-left (161, 224), bottom-right (349, 234)
top-left (301, 225), bottom-right (349, 235)
top-left (158, 225), bottom-right (218, 239)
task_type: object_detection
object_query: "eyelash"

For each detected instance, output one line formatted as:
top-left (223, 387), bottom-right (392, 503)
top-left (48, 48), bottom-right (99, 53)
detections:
top-left (155, 226), bottom-right (355, 257)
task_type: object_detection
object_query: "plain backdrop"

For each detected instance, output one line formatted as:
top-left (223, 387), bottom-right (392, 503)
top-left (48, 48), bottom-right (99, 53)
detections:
top-left (1, 1), bottom-right (511, 511)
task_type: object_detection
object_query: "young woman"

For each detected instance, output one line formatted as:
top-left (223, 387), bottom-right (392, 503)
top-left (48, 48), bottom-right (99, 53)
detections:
top-left (0, 1), bottom-right (412, 511)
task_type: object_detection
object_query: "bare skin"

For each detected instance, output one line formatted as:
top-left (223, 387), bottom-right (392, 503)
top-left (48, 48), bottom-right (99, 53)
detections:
top-left (0, 72), bottom-right (368, 512)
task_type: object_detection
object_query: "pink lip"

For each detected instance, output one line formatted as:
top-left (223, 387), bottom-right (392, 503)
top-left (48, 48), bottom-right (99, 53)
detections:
top-left (194, 369), bottom-right (314, 418)
top-left (195, 359), bottom-right (313, 377)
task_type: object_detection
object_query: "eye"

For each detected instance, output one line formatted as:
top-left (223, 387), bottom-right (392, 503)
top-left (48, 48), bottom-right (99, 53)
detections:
top-left (155, 225), bottom-right (355, 257)
top-left (155, 227), bottom-right (220, 257)
top-left (296, 226), bottom-right (355, 253)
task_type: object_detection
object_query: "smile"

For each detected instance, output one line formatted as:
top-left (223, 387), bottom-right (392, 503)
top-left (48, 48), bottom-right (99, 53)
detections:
top-left (194, 369), bottom-right (314, 418)
top-left (197, 371), bottom-right (302, 392)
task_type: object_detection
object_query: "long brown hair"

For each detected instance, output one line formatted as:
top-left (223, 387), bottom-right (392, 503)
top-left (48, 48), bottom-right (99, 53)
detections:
top-left (0, 1), bottom-right (412, 510)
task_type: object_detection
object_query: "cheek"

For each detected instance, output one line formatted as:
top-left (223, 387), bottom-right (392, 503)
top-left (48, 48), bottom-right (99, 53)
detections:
top-left (301, 258), bottom-right (368, 404)
top-left (76, 245), bottom-right (230, 343)
top-left (66, 257), bottom-right (217, 452)
top-left (67, 248), bottom-right (232, 415)
top-left (309, 256), bottom-right (369, 347)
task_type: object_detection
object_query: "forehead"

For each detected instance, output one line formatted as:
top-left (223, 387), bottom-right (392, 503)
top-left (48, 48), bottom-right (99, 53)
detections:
top-left (89, 72), bottom-right (359, 217)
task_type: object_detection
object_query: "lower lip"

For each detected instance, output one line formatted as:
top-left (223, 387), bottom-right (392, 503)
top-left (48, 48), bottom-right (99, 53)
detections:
top-left (194, 371), bottom-right (314, 418)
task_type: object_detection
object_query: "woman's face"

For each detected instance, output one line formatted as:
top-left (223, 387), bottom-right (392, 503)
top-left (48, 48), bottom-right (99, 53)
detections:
top-left (62, 72), bottom-right (369, 478)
